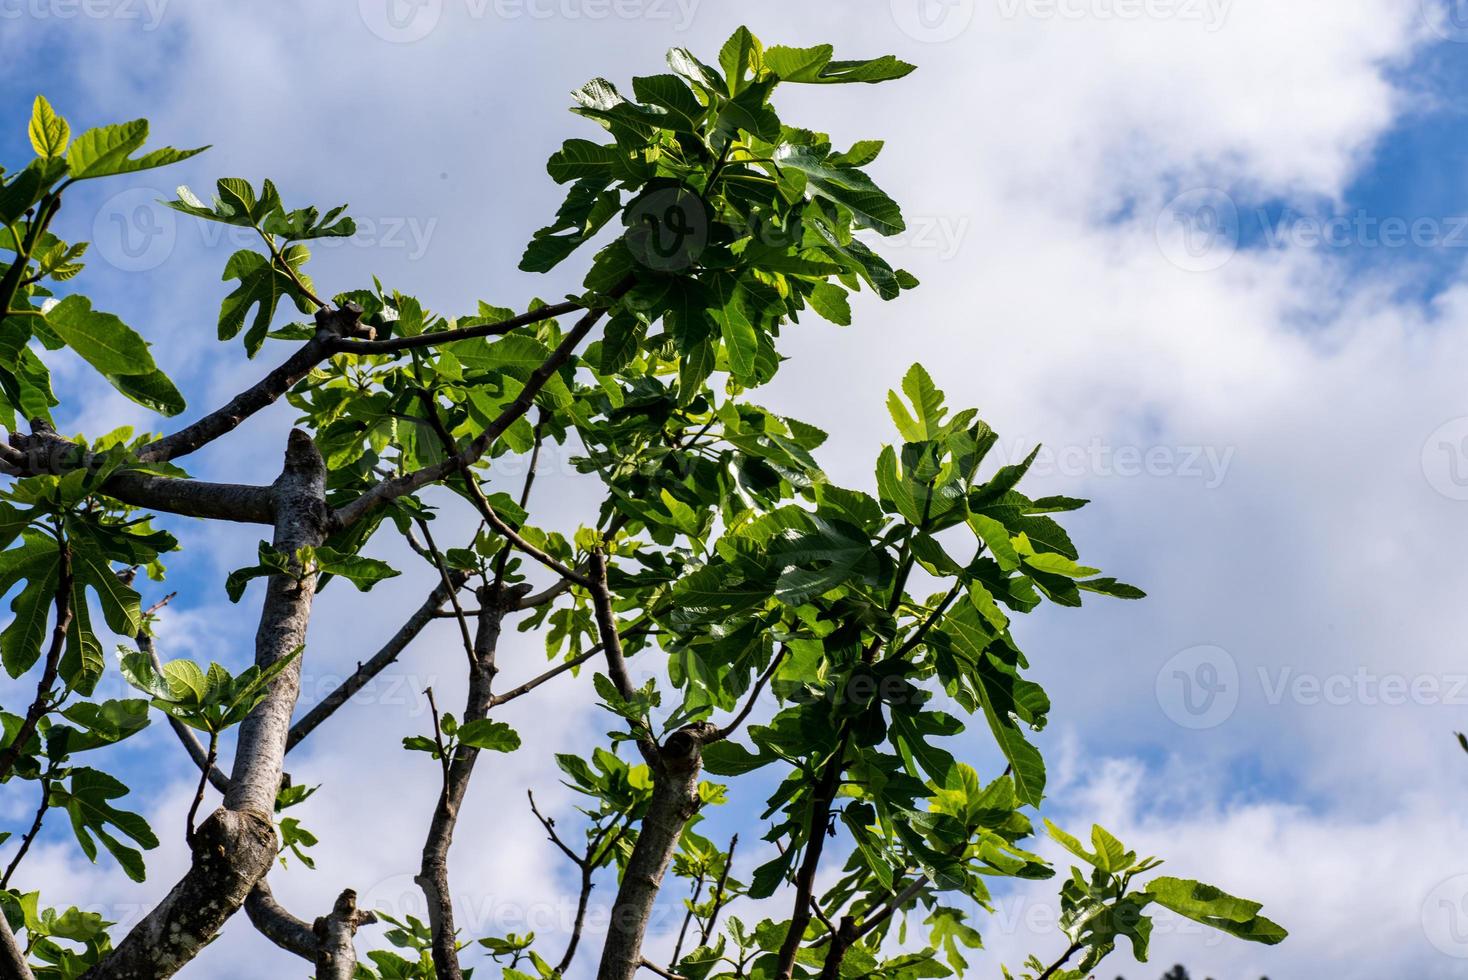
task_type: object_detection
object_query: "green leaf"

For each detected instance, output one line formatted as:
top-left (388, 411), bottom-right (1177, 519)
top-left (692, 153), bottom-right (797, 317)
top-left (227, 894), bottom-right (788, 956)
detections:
top-left (887, 363), bottom-right (946, 441)
top-left (219, 246), bottom-right (312, 357)
top-left (546, 139), bottom-right (620, 183)
top-left (1144, 876), bottom-right (1287, 945)
top-left (631, 75), bottom-right (706, 133)
top-left (799, 56), bottom-right (917, 85)
top-left (774, 145), bottom-right (905, 236)
top-left (28, 96), bottom-right (70, 159)
top-left (457, 718), bottom-right (521, 753)
top-left (66, 119), bottom-right (205, 180)
top-left (1077, 577), bottom-right (1146, 600)
top-left (51, 767), bottom-right (158, 882)
top-left (45, 295), bottom-right (153, 375)
top-left (709, 281), bottom-right (757, 380)
top-left (1, 547), bottom-right (59, 678)
top-left (718, 26), bottom-right (763, 95)
top-left (806, 282), bottom-right (851, 325)
top-left (315, 546), bottom-right (399, 592)
top-left (104, 368), bottom-right (186, 417)
top-left (764, 44), bottom-right (835, 82)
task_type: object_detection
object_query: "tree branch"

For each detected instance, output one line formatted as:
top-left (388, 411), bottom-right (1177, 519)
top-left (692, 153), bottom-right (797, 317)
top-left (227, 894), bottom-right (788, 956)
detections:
top-left (0, 906), bottom-right (35, 980)
top-left (697, 834), bottom-right (737, 948)
top-left (332, 282), bottom-right (630, 530)
top-left (313, 889), bottom-right (377, 980)
top-left (244, 878), bottom-right (318, 961)
top-left (639, 959), bottom-right (687, 980)
top-left (1, 777), bottom-right (49, 888)
top-left (706, 648), bottom-right (787, 744)
top-left (415, 585), bottom-right (528, 980)
top-left (328, 300), bottom-right (582, 355)
top-left (286, 575), bottom-right (463, 753)
top-left (136, 306), bottom-right (359, 464)
top-left (595, 724), bottom-right (716, 980)
top-left (774, 732), bottom-right (850, 980)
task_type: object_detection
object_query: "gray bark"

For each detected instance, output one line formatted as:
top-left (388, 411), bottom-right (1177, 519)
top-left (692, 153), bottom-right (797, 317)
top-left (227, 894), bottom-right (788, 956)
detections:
top-left (595, 724), bottom-right (714, 980)
top-left (0, 908), bottom-right (34, 980)
top-left (243, 879), bottom-right (317, 961)
top-left (313, 889), bottom-right (375, 980)
top-left (225, 429), bottom-right (328, 815)
top-left (81, 431), bottom-right (327, 979)
top-left (415, 584), bottom-right (527, 979)
top-left (79, 808), bottom-right (277, 979)
top-left (3, 423), bottom-right (275, 525)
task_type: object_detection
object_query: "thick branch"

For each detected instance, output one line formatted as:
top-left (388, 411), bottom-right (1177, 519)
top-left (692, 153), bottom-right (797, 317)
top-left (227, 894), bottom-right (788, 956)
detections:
top-left (416, 585), bottom-right (527, 979)
top-left (313, 889), bottom-right (376, 980)
top-left (225, 430), bottom-right (328, 814)
top-left (82, 431), bottom-right (327, 979)
top-left (3, 424), bottom-right (275, 524)
top-left (102, 471), bottom-right (275, 524)
top-left (137, 309), bottom-right (356, 464)
top-left (80, 808), bottom-right (278, 980)
top-left (0, 894), bottom-right (35, 980)
top-left (245, 879), bottom-right (318, 961)
top-left (596, 724), bottom-right (716, 980)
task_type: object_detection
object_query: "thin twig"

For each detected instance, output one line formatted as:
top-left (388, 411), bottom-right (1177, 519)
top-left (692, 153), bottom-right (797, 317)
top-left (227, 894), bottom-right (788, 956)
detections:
top-left (707, 649), bottom-right (788, 744)
top-left (184, 733), bottom-right (219, 846)
top-left (334, 283), bottom-right (631, 530)
top-left (330, 301), bottom-right (581, 355)
top-left (527, 790), bottom-right (585, 868)
top-left (669, 872), bottom-right (705, 967)
top-left (415, 389), bottom-right (591, 589)
top-left (698, 834), bottom-right (738, 948)
top-left (488, 622), bottom-right (650, 708)
top-left (424, 687), bottom-right (451, 786)
top-left (413, 515), bottom-right (476, 663)
top-left (1035, 941), bottom-right (1084, 980)
top-left (1, 778), bottom-right (49, 887)
top-left (639, 958), bottom-right (688, 980)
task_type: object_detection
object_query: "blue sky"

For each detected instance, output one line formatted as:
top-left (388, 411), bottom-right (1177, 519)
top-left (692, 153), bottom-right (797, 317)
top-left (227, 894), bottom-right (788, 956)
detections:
top-left (5, 2), bottom-right (1468, 978)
